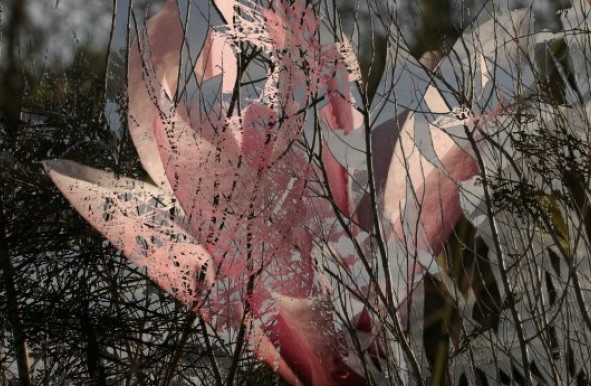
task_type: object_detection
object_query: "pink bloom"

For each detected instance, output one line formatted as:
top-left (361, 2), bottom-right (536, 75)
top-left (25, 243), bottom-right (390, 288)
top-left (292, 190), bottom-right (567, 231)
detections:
top-left (45, 0), bottom-right (485, 384)
top-left (45, 1), bottom-right (369, 384)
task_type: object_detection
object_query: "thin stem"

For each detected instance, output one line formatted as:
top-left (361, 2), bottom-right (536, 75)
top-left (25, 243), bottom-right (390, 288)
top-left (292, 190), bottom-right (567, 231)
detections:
top-left (465, 125), bottom-right (533, 386)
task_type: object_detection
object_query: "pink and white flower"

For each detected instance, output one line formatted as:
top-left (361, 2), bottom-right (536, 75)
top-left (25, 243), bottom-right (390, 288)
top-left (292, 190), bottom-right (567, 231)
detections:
top-left (44, 0), bottom-right (484, 384)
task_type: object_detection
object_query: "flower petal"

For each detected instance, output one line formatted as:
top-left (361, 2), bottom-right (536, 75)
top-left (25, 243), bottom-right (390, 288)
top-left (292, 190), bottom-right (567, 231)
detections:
top-left (128, 1), bottom-right (236, 191)
top-left (43, 159), bottom-right (215, 307)
top-left (354, 113), bottom-right (408, 230)
top-left (263, 295), bottom-right (367, 386)
top-left (127, 1), bottom-right (185, 191)
top-left (384, 106), bottom-right (479, 256)
top-left (319, 70), bottom-right (364, 134)
top-left (252, 327), bottom-right (303, 385)
top-left (152, 103), bottom-right (244, 244)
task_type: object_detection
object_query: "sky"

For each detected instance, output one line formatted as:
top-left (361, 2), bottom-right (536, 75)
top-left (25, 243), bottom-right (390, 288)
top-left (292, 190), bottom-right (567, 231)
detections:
top-left (1, 0), bottom-right (165, 69)
top-left (24, 0), bottom-right (112, 67)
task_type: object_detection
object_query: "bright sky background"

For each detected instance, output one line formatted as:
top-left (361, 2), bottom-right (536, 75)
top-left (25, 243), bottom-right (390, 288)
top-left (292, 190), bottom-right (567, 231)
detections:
top-left (2, 0), bottom-right (163, 69)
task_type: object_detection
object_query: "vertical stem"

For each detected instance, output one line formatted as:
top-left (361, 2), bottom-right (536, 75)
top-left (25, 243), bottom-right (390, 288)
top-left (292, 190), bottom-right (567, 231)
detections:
top-left (465, 126), bottom-right (532, 386)
top-left (0, 0), bottom-right (32, 383)
top-left (162, 313), bottom-right (198, 385)
top-left (199, 318), bottom-right (223, 383)
top-left (0, 203), bottom-right (31, 386)
top-left (429, 291), bottom-right (453, 386)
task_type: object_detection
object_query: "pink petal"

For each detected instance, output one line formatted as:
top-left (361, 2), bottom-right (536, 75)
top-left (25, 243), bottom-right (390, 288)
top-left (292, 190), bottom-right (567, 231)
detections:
top-left (241, 104), bottom-right (277, 169)
top-left (318, 36), bottom-right (364, 135)
top-left (319, 71), bottom-right (364, 134)
top-left (128, 1), bottom-right (236, 190)
top-left (127, 1), bottom-right (184, 191)
top-left (263, 7), bottom-right (286, 50)
top-left (252, 327), bottom-right (303, 385)
top-left (212, 0), bottom-right (234, 24)
top-left (355, 112), bottom-right (408, 230)
top-left (383, 112), bottom-right (479, 257)
top-left (262, 295), bottom-right (366, 386)
top-left (43, 159), bottom-right (215, 307)
top-left (152, 106), bottom-right (244, 244)
top-left (195, 31), bottom-right (237, 94)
